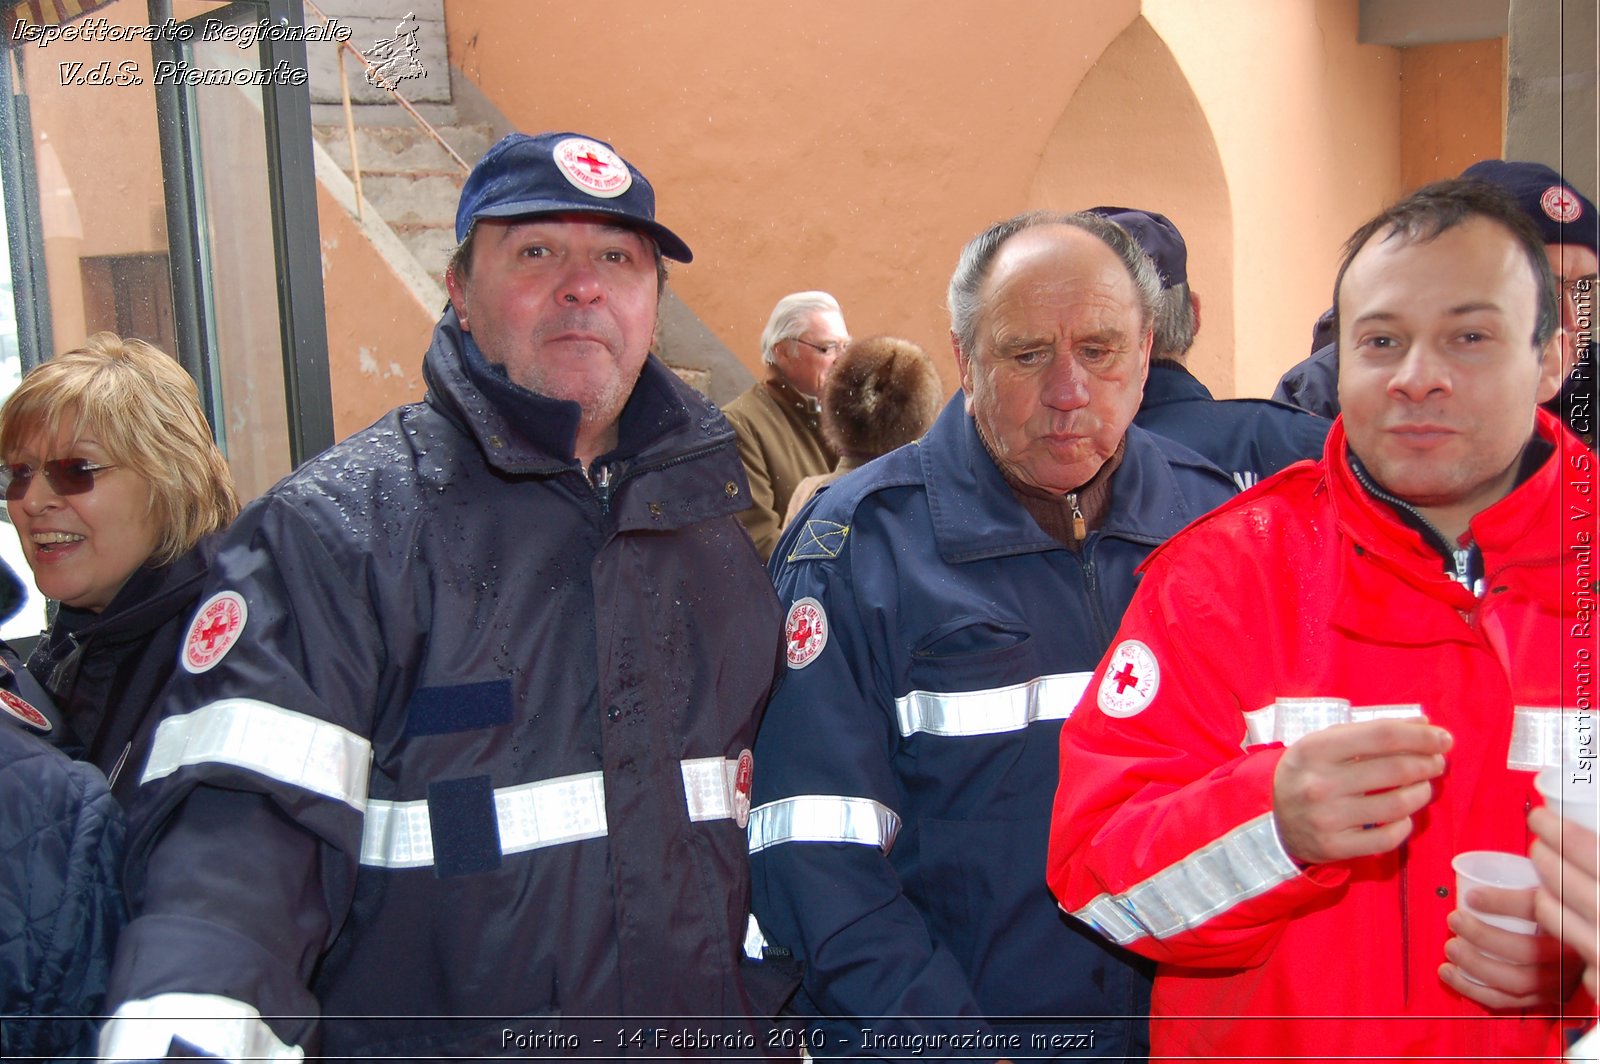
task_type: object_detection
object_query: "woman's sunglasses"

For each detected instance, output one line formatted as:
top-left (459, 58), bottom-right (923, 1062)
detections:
top-left (3, 458), bottom-right (118, 502)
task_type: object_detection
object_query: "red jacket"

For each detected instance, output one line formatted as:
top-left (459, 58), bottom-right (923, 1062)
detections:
top-left (1050, 410), bottom-right (1595, 1062)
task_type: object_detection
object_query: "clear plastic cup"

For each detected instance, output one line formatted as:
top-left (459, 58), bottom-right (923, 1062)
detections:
top-left (1452, 850), bottom-right (1541, 934)
top-left (1534, 767), bottom-right (1600, 831)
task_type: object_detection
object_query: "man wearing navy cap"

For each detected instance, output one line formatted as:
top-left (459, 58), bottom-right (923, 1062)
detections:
top-left (1094, 206), bottom-right (1332, 489)
top-left (99, 132), bottom-right (794, 1060)
top-left (1275, 160), bottom-right (1598, 448)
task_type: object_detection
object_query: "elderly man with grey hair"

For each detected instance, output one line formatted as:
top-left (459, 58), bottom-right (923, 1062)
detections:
top-left (723, 291), bottom-right (850, 558)
top-left (747, 211), bottom-right (1235, 1058)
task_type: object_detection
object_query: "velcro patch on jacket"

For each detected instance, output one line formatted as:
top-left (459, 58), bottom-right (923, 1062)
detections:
top-left (787, 520), bottom-right (849, 562)
top-left (404, 679), bottom-right (514, 737)
top-left (427, 775), bottom-right (503, 878)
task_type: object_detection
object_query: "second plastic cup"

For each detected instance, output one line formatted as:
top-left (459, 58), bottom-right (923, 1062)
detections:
top-left (1452, 850), bottom-right (1541, 934)
top-left (1533, 767), bottom-right (1599, 831)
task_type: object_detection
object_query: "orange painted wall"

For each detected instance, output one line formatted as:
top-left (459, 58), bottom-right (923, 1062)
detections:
top-left (444, 0), bottom-right (1418, 399)
top-left (1143, 0), bottom-right (1403, 396)
top-left (316, 181), bottom-right (434, 439)
top-left (446, 0), bottom-right (1142, 391)
top-left (1400, 38), bottom-right (1505, 192)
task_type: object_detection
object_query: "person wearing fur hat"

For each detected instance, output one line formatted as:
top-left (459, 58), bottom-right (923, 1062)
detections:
top-left (783, 336), bottom-right (944, 526)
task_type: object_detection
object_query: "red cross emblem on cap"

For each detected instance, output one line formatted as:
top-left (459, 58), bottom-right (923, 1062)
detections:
top-left (183, 591), bottom-right (248, 674)
top-left (553, 137), bottom-right (632, 199)
top-left (1542, 185), bottom-right (1582, 224)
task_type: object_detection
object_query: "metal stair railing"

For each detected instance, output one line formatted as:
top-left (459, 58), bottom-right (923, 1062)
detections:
top-left (303, 1), bottom-right (470, 222)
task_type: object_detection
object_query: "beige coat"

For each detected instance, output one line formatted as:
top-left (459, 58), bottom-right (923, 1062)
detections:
top-left (722, 378), bottom-right (835, 559)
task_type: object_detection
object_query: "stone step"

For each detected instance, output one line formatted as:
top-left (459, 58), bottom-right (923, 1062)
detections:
top-left (355, 171), bottom-right (466, 227)
top-left (392, 223), bottom-right (457, 287)
top-left (312, 121), bottom-right (492, 175)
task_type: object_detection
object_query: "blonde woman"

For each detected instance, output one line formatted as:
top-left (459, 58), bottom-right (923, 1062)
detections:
top-left (0, 333), bottom-right (238, 801)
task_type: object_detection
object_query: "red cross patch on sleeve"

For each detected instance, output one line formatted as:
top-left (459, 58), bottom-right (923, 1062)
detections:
top-left (182, 590), bottom-right (249, 674)
top-left (784, 597), bottom-right (828, 669)
top-left (0, 689), bottom-right (50, 732)
top-left (1098, 639), bottom-right (1160, 718)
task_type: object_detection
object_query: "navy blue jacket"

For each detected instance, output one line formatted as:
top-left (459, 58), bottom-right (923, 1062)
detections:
top-left (1136, 360), bottom-right (1331, 489)
top-left (104, 311), bottom-right (791, 1060)
top-left (1271, 343), bottom-right (1339, 419)
top-left (748, 396), bottom-right (1236, 1060)
top-left (0, 718), bottom-right (126, 1062)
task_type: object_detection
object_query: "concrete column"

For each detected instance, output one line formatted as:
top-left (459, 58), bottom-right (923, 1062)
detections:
top-left (1506, 0), bottom-right (1598, 198)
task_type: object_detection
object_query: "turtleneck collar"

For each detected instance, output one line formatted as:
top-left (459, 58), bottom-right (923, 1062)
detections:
top-left (986, 434), bottom-right (1127, 550)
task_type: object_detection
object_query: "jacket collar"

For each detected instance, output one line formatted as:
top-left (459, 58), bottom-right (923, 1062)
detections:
top-left (1328, 408), bottom-right (1569, 570)
top-left (921, 393), bottom-right (1208, 565)
top-left (1140, 360), bottom-right (1215, 408)
top-left (44, 543), bottom-right (211, 659)
top-left (1325, 408), bottom-right (1571, 639)
top-left (422, 306), bottom-right (710, 476)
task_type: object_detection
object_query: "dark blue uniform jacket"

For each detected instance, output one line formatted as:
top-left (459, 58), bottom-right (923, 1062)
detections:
top-left (748, 395), bottom-right (1235, 1060)
top-left (1136, 360), bottom-right (1330, 489)
top-left (104, 311), bottom-right (790, 1061)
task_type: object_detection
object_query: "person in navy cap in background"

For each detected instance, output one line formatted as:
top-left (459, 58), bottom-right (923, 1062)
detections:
top-left (97, 132), bottom-right (794, 1061)
top-left (1093, 206), bottom-right (1331, 489)
top-left (1275, 160), bottom-right (1597, 448)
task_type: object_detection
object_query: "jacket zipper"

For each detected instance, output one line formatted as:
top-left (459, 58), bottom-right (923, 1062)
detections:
top-left (1348, 458), bottom-right (1483, 595)
top-left (1067, 491), bottom-right (1087, 543)
top-left (591, 463), bottom-right (614, 517)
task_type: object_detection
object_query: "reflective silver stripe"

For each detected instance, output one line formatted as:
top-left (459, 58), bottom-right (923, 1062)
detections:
top-left (746, 794), bottom-right (901, 854)
top-left (894, 672), bottom-right (1094, 738)
top-left (363, 770), bottom-right (607, 868)
top-left (1241, 699), bottom-right (1423, 748)
top-left (361, 758), bottom-right (742, 868)
top-left (99, 992), bottom-right (304, 1062)
top-left (1071, 812), bottom-right (1299, 945)
top-left (1509, 706), bottom-right (1586, 771)
top-left (142, 699), bottom-right (372, 811)
top-left (681, 756), bottom-right (740, 822)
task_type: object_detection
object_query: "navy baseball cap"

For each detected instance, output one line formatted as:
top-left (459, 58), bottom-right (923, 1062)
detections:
top-left (454, 131), bottom-right (693, 262)
top-left (1460, 160), bottom-right (1598, 254)
top-left (1086, 206), bottom-right (1187, 288)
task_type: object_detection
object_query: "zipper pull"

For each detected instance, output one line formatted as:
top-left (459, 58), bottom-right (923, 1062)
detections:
top-left (1068, 492), bottom-right (1086, 543)
top-left (593, 463), bottom-right (614, 516)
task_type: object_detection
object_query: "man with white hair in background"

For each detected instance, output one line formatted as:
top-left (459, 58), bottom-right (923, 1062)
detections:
top-left (724, 291), bottom-right (850, 558)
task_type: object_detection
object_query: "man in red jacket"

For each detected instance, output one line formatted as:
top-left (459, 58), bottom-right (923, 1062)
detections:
top-left (1050, 178), bottom-right (1596, 1060)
